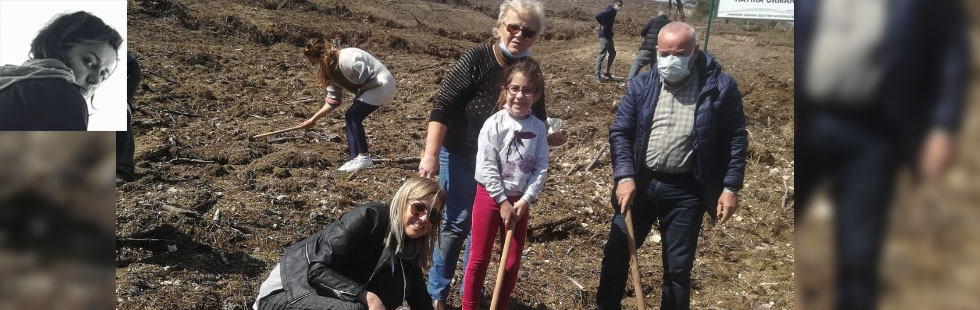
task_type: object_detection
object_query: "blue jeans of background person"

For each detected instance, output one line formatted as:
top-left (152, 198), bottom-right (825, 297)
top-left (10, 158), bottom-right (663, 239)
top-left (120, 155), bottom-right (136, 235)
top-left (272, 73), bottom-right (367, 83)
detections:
top-left (596, 171), bottom-right (704, 310)
top-left (796, 108), bottom-right (897, 310)
top-left (595, 37), bottom-right (617, 77)
top-left (344, 100), bottom-right (379, 158)
top-left (624, 49), bottom-right (655, 84)
top-left (428, 147), bottom-right (476, 300)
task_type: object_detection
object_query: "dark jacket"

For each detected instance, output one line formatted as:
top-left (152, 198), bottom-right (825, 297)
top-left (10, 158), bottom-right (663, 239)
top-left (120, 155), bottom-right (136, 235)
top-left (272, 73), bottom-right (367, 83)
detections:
top-left (0, 59), bottom-right (88, 131)
top-left (795, 0), bottom-right (968, 158)
top-left (595, 5), bottom-right (618, 39)
top-left (279, 203), bottom-right (432, 310)
top-left (640, 15), bottom-right (671, 52)
top-left (609, 51), bottom-right (747, 219)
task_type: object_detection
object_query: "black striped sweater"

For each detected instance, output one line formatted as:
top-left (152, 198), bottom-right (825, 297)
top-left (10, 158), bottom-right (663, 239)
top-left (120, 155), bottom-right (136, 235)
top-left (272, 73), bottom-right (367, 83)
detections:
top-left (427, 44), bottom-right (547, 157)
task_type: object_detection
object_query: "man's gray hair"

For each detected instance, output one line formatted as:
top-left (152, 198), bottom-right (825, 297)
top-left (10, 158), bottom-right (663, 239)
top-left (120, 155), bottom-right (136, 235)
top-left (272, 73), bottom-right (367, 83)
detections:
top-left (658, 11), bottom-right (667, 16)
top-left (659, 21), bottom-right (697, 47)
top-left (495, 0), bottom-right (547, 37)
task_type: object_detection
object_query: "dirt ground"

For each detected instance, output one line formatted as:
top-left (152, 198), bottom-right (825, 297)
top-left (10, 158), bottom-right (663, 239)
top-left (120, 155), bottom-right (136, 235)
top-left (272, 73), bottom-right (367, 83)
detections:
top-left (116, 0), bottom-right (795, 308)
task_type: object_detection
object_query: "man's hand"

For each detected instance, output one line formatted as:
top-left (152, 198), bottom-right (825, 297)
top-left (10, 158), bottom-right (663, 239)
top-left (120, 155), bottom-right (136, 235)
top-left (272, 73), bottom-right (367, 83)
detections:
top-left (418, 153), bottom-right (439, 178)
top-left (716, 192), bottom-right (738, 224)
top-left (500, 200), bottom-right (516, 229)
top-left (919, 130), bottom-right (956, 184)
top-left (615, 181), bottom-right (636, 214)
top-left (357, 290), bottom-right (386, 310)
top-left (547, 131), bottom-right (568, 147)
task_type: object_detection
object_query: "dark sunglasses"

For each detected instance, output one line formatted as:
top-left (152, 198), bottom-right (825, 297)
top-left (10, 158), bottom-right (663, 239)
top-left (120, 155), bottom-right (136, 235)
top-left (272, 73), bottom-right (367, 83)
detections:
top-left (410, 201), bottom-right (440, 222)
top-left (505, 24), bottom-right (537, 39)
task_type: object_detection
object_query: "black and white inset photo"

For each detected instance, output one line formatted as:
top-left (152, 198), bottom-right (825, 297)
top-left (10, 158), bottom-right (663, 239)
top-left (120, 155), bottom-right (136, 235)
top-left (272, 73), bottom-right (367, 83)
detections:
top-left (0, 0), bottom-right (127, 131)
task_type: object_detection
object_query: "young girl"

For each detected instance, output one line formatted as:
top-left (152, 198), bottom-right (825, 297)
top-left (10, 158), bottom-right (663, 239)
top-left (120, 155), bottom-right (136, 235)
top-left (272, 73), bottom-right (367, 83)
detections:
top-left (462, 58), bottom-right (549, 309)
top-left (299, 38), bottom-right (395, 172)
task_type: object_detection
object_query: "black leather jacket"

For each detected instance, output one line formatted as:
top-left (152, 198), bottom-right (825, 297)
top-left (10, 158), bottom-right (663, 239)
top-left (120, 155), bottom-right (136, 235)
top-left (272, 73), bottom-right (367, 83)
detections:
top-left (279, 203), bottom-right (432, 309)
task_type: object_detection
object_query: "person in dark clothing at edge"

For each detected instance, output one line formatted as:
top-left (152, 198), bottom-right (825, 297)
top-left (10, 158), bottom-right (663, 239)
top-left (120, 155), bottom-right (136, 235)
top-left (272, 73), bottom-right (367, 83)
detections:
top-left (253, 177), bottom-right (445, 310)
top-left (620, 11), bottom-right (670, 88)
top-left (593, 0), bottom-right (622, 83)
top-left (0, 11), bottom-right (122, 131)
top-left (597, 21), bottom-right (747, 310)
top-left (116, 53), bottom-right (140, 185)
top-left (796, 0), bottom-right (969, 309)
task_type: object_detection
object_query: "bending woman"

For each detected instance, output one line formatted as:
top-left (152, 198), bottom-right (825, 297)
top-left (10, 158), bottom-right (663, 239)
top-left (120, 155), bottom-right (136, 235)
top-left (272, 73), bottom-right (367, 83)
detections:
top-left (0, 11), bottom-right (122, 130)
top-left (254, 177), bottom-right (445, 310)
top-left (299, 39), bottom-right (395, 172)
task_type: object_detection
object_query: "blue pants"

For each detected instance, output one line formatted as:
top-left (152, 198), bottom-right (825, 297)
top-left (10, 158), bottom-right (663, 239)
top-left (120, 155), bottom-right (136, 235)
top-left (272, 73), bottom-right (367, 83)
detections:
top-left (595, 37), bottom-right (617, 76)
top-left (427, 147), bottom-right (476, 300)
top-left (625, 49), bottom-right (655, 84)
top-left (344, 100), bottom-right (379, 159)
top-left (596, 171), bottom-right (704, 310)
top-left (797, 108), bottom-right (897, 310)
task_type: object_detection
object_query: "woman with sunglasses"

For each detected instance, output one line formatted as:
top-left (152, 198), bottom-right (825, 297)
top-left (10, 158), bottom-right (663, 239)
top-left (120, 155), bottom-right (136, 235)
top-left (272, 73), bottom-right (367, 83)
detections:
top-left (417, 0), bottom-right (565, 308)
top-left (253, 177), bottom-right (445, 310)
top-left (0, 11), bottom-right (121, 131)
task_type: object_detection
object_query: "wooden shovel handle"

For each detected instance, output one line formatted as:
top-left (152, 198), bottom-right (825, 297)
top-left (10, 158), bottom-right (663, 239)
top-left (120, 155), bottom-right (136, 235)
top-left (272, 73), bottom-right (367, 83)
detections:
top-left (251, 125), bottom-right (303, 139)
top-left (490, 229), bottom-right (515, 309)
top-left (624, 208), bottom-right (646, 310)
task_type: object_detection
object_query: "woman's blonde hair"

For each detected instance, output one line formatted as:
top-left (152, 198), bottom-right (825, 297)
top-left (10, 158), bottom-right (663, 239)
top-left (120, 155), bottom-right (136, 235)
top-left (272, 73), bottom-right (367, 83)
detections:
top-left (493, 0), bottom-right (546, 39)
top-left (386, 177), bottom-right (446, 269)
top-left (302, 38), bottom-right (340, 88)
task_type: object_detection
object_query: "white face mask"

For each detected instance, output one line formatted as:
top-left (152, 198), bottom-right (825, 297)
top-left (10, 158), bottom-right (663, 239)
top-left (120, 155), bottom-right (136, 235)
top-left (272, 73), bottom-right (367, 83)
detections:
top-left (657, 51), bottom-right (693, 83)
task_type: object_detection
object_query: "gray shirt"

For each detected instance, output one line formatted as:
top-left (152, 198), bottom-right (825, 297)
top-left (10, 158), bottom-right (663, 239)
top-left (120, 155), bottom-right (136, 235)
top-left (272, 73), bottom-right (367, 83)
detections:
top-left (645, 68), bottom-right (699, 173)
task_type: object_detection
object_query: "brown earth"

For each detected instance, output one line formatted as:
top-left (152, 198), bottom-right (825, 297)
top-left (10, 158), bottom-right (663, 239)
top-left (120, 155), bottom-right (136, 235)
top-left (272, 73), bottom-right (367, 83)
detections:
top-left (117, 0), bottom-right (794, 308)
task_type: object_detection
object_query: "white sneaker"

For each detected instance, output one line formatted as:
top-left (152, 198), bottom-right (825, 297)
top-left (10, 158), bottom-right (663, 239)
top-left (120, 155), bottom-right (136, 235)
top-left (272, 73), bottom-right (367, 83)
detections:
top-left (338, 155), bottom-right (373, 172)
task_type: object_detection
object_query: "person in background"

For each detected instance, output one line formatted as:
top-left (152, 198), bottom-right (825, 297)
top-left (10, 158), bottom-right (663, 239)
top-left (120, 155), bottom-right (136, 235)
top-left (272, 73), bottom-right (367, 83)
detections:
top-left (620, 11), bottom-right (670, 88)
top-left (299, 39), bottom-right (396, 172)
top-left (593, 0), bottom-right (622, 83)
top-left (416, 1), bottom-right (566, 308)
top-left (253, 177), bottom-right (445, 310)
top-left (0, 11), bottom-right (122, 131)
top-left (597, 21), bottom-right (747, 310)
top-left (116, 52), bottom-right (140, 185)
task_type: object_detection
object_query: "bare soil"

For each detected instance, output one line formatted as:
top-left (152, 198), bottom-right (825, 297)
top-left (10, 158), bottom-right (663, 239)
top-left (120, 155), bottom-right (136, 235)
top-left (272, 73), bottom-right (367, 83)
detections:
top-left (117, 0), bottom-right (795, 308)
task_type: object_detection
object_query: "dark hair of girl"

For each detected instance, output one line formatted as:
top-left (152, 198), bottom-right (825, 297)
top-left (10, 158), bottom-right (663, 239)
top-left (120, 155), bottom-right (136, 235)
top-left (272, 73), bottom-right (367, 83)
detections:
top-left (496, 57), bottom-right (546, 110)
top-left (302, 38), bottom-right (340, 88)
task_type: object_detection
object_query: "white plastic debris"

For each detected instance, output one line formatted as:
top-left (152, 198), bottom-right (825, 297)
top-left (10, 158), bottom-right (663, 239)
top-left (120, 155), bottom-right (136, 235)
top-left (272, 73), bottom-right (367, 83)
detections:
top-left (546, 117), bottom-right (564, 134)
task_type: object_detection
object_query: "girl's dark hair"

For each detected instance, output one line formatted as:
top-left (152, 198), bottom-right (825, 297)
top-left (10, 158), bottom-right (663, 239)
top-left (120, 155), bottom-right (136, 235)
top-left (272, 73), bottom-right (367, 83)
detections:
top-left (302, 38), bottom-right (340, 88)
top-left (30, 11), bottom-right (122, 61)
top-left (496, 57), bottom-right (546, 110)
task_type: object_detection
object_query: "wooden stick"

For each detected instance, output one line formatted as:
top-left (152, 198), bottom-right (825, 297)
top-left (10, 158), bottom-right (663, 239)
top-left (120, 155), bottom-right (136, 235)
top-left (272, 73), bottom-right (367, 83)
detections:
top-left (169, 158), bottom-right (215, 164)
top-left (586, 145), bottom-right (608, 171)
top-left (624, 208), bottom-right (646, 310)
top-left (490, 229), bottom-right (515, 309)
top-left (252, 126), bottom-right (303, 139)
top-left (373, 156), bottom-right (421, 164)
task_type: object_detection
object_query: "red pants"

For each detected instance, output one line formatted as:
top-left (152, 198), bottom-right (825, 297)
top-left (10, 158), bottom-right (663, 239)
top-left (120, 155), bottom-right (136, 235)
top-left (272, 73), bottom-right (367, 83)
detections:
top-left (461, 184), bottom-right (529, 310)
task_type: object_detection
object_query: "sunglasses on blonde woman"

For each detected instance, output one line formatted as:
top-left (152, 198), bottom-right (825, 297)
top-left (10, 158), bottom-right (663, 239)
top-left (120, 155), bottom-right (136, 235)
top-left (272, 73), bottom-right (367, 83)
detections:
top-left (410, 201), bottom-right (440, 223)
top-left (505, 24), bottom-right (537, 39)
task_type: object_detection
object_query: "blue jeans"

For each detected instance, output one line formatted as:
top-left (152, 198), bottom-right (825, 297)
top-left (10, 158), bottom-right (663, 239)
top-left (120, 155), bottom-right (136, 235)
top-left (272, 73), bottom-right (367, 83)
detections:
top-left (344, 100), bottom-right (379, 159)
top-left (427, 147), bottom-right (476, 300)
top-left (595, 37), bottom-right (617, 76)
top-left (625, 49), bottom-right (655, 83)
top-left (796, 108), bottom-right (897, 310)
top-left (596, 171), bottom-right (704, 310)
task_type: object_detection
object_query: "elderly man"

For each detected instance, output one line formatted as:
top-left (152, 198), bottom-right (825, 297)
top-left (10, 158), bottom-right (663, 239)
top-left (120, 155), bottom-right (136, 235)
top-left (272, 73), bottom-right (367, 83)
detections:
top-left (596, 21), bottom-right (747, 310)
top-left (621, 11), bottom-right (671, 88)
